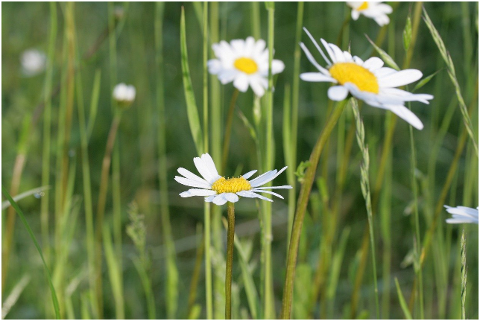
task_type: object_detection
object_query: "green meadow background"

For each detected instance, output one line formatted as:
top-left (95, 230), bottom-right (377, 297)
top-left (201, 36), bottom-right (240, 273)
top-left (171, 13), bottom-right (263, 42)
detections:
top-left (1, 2), bottom-right (478, 319)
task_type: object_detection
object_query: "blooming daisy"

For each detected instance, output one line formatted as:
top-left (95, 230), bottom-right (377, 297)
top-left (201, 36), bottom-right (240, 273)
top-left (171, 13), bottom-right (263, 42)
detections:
top-left (113, 83), bottom-right (136, 106)
top-left (20, 49), bottom-right (46, 77)
top-left (445, 205), bottom-right (479, 224)
top-left (347, 2), bottom-right (393, 26)
top-left (299, 28), bottom-right (433, 130)
top-left (208, 37), bottom-right (285, 97)
top-left (175, 153), bottom-right (292, 206)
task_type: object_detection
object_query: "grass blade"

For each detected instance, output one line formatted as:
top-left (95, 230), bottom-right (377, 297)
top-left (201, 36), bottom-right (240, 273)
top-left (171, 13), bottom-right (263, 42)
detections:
top-left (395, 278), bottom-right (413, 319)
top-left (180, 6), bottom-right (204, 155)
top-left (2, 186), bottom-right (60, 318)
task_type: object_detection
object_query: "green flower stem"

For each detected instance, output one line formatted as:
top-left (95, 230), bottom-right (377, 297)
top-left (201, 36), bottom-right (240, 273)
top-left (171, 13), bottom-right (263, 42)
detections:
top-left (94, 111), bottom-right (122, 318)
top-left (281, 99), bottom-right (347, 319)
top-left (286, 1), bottom-right (304, 249)
top-left (221, 88), bottom-right (240, 173)
top-left (225, 202), bottom-right (235, 319)
top-left (263, 5), bottom-right (275, 318)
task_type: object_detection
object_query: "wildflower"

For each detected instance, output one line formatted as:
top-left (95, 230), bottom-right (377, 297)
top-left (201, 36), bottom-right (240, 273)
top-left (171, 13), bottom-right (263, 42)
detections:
top-left (175, 153), bottom-right (292, 205)
top-left (299, 28), bottom-right (433, 130)
top-left (113, 83), bottom-right (136, 107)
top-left (347, 2), bottom-right (393, 26)
top-left (208, 37), bottom-right (285, 97)
top-left (20, 49), bottom-right (46, 77)
top-left (445, 205), bottom-right (479, 224)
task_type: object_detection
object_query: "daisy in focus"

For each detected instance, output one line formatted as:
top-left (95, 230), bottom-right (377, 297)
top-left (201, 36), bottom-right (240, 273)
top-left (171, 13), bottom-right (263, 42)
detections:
top-left (445, 205), bottom-right (479, 224)
top-left (347, 2), bottom-right (393, 26)
top-left (113, 83), bottom-right (136, 107)
top-left (20, 49), bottom-right (46, 77)
top-left (208, 37), bottom-right (285, 97)
top-left (299, 28), bottom-right (433, 130)
top-left (175, 153), bottom-right (292, 206)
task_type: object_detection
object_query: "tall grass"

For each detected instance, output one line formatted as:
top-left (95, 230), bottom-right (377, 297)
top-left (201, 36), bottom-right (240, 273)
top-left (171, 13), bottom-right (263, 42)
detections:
top-left (2, 2), bottom-right (478, 319)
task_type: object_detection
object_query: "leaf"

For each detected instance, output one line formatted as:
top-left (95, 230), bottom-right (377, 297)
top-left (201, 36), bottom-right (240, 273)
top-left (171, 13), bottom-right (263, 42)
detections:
top-left (2, 186), bottom-right (60, 319)
top-left (2, 185), bottom-right (51, 210)
top-left (395, 278), bottom-right (413, 319)
top-left (180, 7), bottom-right (204, 155)
top-left (365, 35), bottom-right (400, 70)
top-left (413, 69), bottom-right (442, 92)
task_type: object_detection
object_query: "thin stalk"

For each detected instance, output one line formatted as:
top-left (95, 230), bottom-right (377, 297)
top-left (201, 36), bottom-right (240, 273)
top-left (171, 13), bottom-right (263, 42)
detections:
top-left (40, 2), bottom-right (57, 266)
top-left (351, 98), bottom-right (379, 318)
top-left (225, 202), bottom-right (235, 319)
top-left (221, 89), bottom-right (240, 173)
top-left (281, 99), bottom-right (347, 319)
top-left (76, 68), bottom-right (100, 318)
top-left (155, 3), bottom-right (179, 319)
top-left (286, 1), bottom-right (304, 247)
top-left (95, 112), bottom-right (122, 318)
top-left (263, 4), bottom-right (275, 318)
top-left (408, 107), bottom-right (424, 318)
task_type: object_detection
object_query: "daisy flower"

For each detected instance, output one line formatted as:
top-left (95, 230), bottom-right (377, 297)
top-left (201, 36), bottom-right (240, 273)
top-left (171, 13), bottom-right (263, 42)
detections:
top-left (299, 28), bottom-right (433, 130)
top-left (208, 37), bottom-right (285, 97)
top-left (20, 49), bottom-right (46, 77)
top-left (175, 153), bottom-right (292, 206)
top-left (347, 2), bottom-right (393, 26)
top-left (113, 83), bottom-right (136, 107)
top-left (445, 205), bottom-right (479, 224)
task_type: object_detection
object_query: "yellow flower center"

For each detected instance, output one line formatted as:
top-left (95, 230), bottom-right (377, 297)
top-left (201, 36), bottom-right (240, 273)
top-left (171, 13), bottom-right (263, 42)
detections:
top-left (329, 62), bottom-right (379, 94)
top-left (234, 57), bottom-right (258, 74)
top-left (358, 2), bottom-right (369, 11)
top-left (211, 177), bottom-right (252, 194)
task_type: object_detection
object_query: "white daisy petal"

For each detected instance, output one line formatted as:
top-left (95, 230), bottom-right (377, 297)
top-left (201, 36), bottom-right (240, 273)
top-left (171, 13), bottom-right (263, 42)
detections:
top-left (328, 42), bottom-right (347, 63)
top-left (194, 156), bottom-right (215, 183)
top-left (445, 205), bottom-right (479, 220)
top-left (363, 57), bottom-right (384, 71)
top-left (351, 9), bottom-right (360, 20)
top-left (300, 72), bottom-right (335, 83)
top-left (251, 189), bottom-right (284, 199)
top-left (250, 166), bottom-right (288, 187)
top-left (299, 43), bottom-right (330, 75)
top-left (175, 176), bottom-right (211, 189)
top-left (205, 195), bottom-right (216, 202)
top-left (303, 28), bottom-right (331, 65)
top-left (177, 167), bottom-right (209, 185)
top-left (236, 191), bottom-right (273, 202)
top-left (242, 170), bottom-right (258, 180)
top-left (383, 104), bottom-right (424, 130)
top-left (180, 189), bottom-right (217, 197)
top-left (234, 73), bottom-right (249, 92)
top-left (212, 194), bottom-right (228, 206)
top-left (320, 38), bottom-right (337, 64)
top-left (200, 153), bottom-right (221, 181)
top-left (223, 193), bottom-right (239, 203)
top-left (253, 185), bottom-right (293, 190)
top-left (328, 85), bottom-right (349, 101)
top-left (249, 76), bottom-right (266, 97)
top-left (272, 59), bottom-right (285, 74)
top-left (379, 69), bottom-right (423, 88)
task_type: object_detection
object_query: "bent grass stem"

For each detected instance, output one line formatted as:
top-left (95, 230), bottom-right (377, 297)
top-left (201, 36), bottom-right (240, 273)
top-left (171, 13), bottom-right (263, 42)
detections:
top-left (281, 99), bottom-right (347, 319)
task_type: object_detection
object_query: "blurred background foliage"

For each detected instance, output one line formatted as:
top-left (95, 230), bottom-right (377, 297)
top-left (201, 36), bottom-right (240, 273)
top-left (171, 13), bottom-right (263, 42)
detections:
top-left (1, 2), bottom-right (478, 319)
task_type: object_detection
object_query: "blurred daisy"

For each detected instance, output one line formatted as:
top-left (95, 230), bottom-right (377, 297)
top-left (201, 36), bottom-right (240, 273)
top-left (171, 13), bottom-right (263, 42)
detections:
top-left (175, 153), bottom-right (292, 206)
top-left (299, 28), bottom-right (433, 130)
top-left (20, 49), bottom-right (46, 77)
top-left (113, 83), bottom-right (136, 107)
top-left (347, 2), bottom-right (393, 26)
top-left (208, 37), bottom-right (285, 97)
top-left (445, 205), bottom-right (479, 224)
